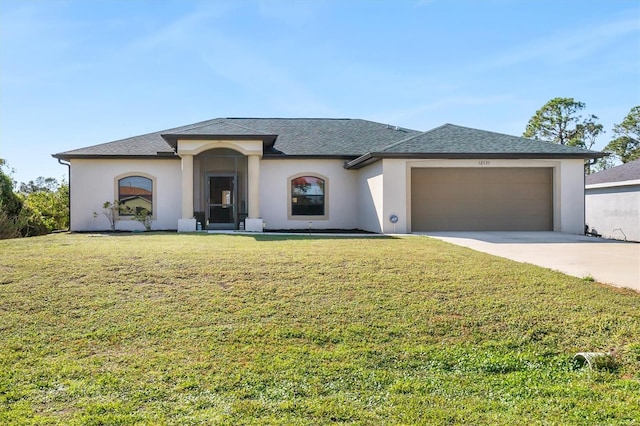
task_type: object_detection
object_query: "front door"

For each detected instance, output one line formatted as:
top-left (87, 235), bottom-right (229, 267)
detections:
top-left (208, 176), bottom-right (236, 229)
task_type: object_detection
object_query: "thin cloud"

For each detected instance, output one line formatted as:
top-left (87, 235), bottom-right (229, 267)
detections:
top-left (119, 2), bottom-right (333, 116)
top-left (374, 94), bottom-right (520, 129)
top-left (257, 0), bottom-right (321, 27)
top-left (199, 45), bottom-right (335, 117)
top-left (413, 0), bottom-right (438, 6)
top-left (482, 11), bottom-right (640, 70)
top-left (126, 3), bottom-right (230, 52)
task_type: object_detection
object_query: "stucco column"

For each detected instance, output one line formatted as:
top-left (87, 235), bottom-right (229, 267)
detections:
top-left (181, 154), bottom-right (194, 219)
top-left (245, 154), bottom-right (263, 232)
top-left (248, 154), bottom-right (260, 218)
top-left (177, 154), bottom-right (196, 232)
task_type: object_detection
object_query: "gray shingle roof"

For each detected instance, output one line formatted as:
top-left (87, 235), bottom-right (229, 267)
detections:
top-left (164, 118), bottom-right (421, 156)
top-left (53, 119), bottom-right (603, 162)
top-left (51, 119), bottom-right (221, 158)
top-left (586, 159), bottom-right (640, 185)
top-left (344, 124), bottom-right (603, 168)
top-left (164, 119), bottom-right (275, 137)
top-left (53, 118), bottom-right (421, 159)
top-left (379, 124), bottom-right (601, 155)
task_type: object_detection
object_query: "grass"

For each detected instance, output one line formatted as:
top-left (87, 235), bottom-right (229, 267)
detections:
top-left (1, 232), bottom-right (639, 425)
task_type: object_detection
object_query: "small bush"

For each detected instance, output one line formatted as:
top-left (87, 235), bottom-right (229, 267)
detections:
top-left (18, 204), bottom-right (49, 237)
top-left (0, 209), bottom-right (20, 239)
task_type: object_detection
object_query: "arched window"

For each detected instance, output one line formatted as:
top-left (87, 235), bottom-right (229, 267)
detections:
top-left (118, 176), bottom-right (153, 216)
top-left (291, 175), bottom-right (325, 216)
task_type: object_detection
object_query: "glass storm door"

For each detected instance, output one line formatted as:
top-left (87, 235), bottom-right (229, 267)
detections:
top-left (208, 176), bottom-right (236, 229)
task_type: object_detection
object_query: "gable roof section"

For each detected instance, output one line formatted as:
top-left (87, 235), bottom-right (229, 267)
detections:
top-left (160, 119), bottom-right (279, 149)
top-left (586, 159), bottom-right (640, 185)
top-left (52, 118), bottom-right (421, 160)
top-left (345, 124), bottom-right (603, 169)
top-left (53, 119), bottom-right (603, 163)
top-left (51, 119), bottom-right (218, 159)
top-left (161, 118), bottom-right (421, 156)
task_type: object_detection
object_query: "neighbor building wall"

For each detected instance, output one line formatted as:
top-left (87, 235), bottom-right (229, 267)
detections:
top-left (585, 181), bottom-right (640, 242)
top-left (69, 158), bottom-right (182, 231)
top-left (259, 159), bottom-right (359, 230)
top-left (377, 158), bottom-right (586, 234)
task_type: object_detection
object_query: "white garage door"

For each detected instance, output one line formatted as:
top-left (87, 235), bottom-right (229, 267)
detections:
top-left (411, 168), bottom-right (553, 231)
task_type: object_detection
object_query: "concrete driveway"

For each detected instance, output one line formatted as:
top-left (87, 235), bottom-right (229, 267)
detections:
top-left (421, 232), bottom-right (640, 292)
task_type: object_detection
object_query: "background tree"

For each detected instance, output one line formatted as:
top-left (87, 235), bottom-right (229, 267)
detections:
top-left (602, 106), bottom-right (640, 163)
top-left (1, 160), bottom-right (69, 238)
top-left (0, 160), bottom-right (23, 239)
top-left (19, 176), bottom-right (60, 194)
top-left (591, 156), bottom-right (617, 173)
top-left (19, 178), bottom-right (69, 232)
top-left (1, 160), bottom-right (22, 216)
top-left (573, 117), bottom-right (604, 151)
top-left (523, 97), bottom-right (603, 148)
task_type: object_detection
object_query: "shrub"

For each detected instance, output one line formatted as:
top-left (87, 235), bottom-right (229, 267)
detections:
top-left (94, 201), bottom-right (121, 231)
top-left (0, 208), bottom-right (20, 239)
top-left (133, 208), bottom-right (152, 231)
top-left (18, 204), bottom-right (49, 237)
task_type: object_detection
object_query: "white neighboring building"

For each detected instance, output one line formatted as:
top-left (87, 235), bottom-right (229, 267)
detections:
top-left (52, 118), bottom-right (602, 234)
top-left (585, 159), bottom-right (640, 242)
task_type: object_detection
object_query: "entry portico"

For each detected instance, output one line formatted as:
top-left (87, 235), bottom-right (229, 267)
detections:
top-left (172, 137), bottom-right (264, 232)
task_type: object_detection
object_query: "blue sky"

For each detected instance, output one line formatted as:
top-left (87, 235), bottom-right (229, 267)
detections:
top-left (1, 0), bottom-right (638, 184)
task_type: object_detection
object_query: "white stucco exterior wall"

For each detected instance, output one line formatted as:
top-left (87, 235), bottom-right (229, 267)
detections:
top-left (551, 159), bottom-right (586, 234)
top-left (69, 158), bottom-right (182, 231)
top-left (381, 159), bottom-right (411, 233)
top-left (371, 158), bottom-right (586, 234)
top-left (67, 156), bottom-right (589, 234)
top-left (585, 181), bottom-right (640, 242)
top-left (259, 159), bottom-right (359, 230)
top-left (356, 162), bottom-right (384, 233)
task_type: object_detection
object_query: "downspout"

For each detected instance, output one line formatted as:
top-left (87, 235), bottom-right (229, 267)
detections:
top-left (57, 159), bottom-right (71, 231)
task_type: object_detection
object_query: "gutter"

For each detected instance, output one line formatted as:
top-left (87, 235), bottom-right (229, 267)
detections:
top-left (57, 158), bottom-right (71, 231)
top-left (345, 152), bottom-right (606, 170)
top-left (51, 154), bottom-right (179, 161)
top-left (344, 153), bottom-right (375, 169)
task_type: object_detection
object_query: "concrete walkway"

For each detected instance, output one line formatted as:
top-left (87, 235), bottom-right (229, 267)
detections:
top-left (421, 232), bottom-right (640, 292)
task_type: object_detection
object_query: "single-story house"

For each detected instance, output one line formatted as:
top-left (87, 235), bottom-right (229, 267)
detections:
top-left (585, 159), bottom-right (640, 242)
top-left (52, 118), bottom-right (602, 234)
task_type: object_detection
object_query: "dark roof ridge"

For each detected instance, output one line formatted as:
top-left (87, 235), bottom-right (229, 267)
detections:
top-left (378, 123), bottom-right (602, 155)
top-left (427, 122), bottom-right (550, 144)
top-left (164, 118), bottom-right (274, 136)
top-left (51, 118), bottom-right (234, 157)
top-left (63, 118), bottom-right (225, 151)
top-left (160, 118), bottom-right (222, 133)
top-left (376, 123), bottom-right (453, 153)
top-left (225, 117), bottom-right (352, 120)
top-left (351, 118), bottom-right (419, 130)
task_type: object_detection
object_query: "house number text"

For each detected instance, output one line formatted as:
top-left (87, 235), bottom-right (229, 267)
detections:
top-left (478, 160), bottom-right (491, 166)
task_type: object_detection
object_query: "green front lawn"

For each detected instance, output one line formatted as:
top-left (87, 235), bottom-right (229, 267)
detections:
top-left (1, 233), bottom-right (638, 425)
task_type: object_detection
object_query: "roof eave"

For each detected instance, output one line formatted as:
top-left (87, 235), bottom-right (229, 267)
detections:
top-left (51, 153), bottom-right (179, 161)
top-left (161, 133), bottom-right (278, 151)
top-left (344, 151), bottom-right (606, 169)
top-left (344, 153), bottom-right (375, 169)
top-left (263, 154), bottom-right (356, 160)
